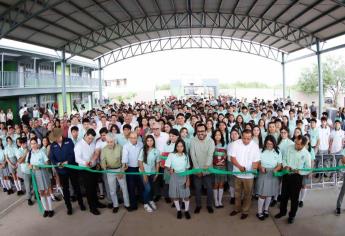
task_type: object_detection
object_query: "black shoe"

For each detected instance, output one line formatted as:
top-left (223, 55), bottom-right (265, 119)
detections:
top-left (70, 196), bottom-right (77, 202)
top-left (154, 195), bottom-right (161, 202)
top-left (113, 207), bottom-right (119, 213)
top-left (218, 204), bottom-right (224, 208)
top-left (3, 188), bottom-right (7, 192)
top-left (90, 209), bottom-right (101, 215)
top-left (79, 204), bottom-right (86, 211)
top-left (177, 211), bottom-right (182, 219)
top-left (230, 210), bottom-right (239, 216)
top-left (67, 208), bottom-right (73, 215)
top-left (96, 202), bottom-right (106, 208)
top-left (241, 214), bottom-right (248, 220)
top-left (277, 195), bottom-right (281, 202)
top-left (288, 217), bottom-right (294, 224)
top-left (43, 211), bottom-right (49, 218)
top-left (17, 191), bottom-right (20, 196)
top-left (28, 199), bottom-right (34, 206)
top-left (53, 195), bottom-right (61, 201)
top-left (194, 206), bottom-right (201, 214)
top-left (165, 197), bottom-right (172, 203)
top-left (126, 207), bottom-right (138, 212)
top-left (107, 203), bottom-right (113, 209)
top-left (274, 212), bottom-right (286, 219)
top-left (263, 210), bottom-right (269, 218)
top-left (336, 208), bottom-right (341, 216)
top-left (171, 202), bottom-right (175, 208)
top-left (230, 198), bottom-right (235, 205)
top-left (48, 210), bottom-right (54, 217)
top-left (185, 211), bottom-right (191, 219)
top-left (207, 206), bottom-right (214, 214)
top-left (256, 213), bottom-right (265, 221)
top-left (298, 201), bottom-right (304, 208)
top-left (270, 200), bottom-right (277, 207)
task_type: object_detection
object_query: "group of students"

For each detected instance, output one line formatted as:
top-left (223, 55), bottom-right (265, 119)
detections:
top-left (0, 96), bottom-right (344, 224)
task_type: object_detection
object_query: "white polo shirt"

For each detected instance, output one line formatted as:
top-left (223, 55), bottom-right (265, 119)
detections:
top-left (319, 126), bottom-right (330, 151)
top-left (151, 132), bottom-right (169, 153)
top-left (229, 139), bottom-right (260, 179)
top-left (330, 129), bottom-right (345, 153)
top-left (75, 139), bottom-right (96, 167)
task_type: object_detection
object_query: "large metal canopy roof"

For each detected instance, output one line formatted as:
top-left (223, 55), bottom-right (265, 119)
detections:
top-left (1, 0), bottom-right (345, 61)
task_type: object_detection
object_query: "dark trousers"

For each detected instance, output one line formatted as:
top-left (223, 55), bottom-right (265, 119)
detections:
top-left (194, 174), bottom-right (213, 207)
top-left (280, 173), bottom-right (303, 218)
top-left (80, 169), bottom-right (98, 210)
top-left (58, 170), bottom-right (84, 209)
top-left (126, 167), bottom-right (142, 209)
top-left (152, 167), bottom-right (164, 197)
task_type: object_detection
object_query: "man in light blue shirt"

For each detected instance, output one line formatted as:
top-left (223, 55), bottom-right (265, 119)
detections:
top-left (122, 132), bottom-right (143, 211)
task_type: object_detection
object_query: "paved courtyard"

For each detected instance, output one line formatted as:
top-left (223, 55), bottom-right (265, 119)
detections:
top-left (0, 187), bottom-right (344, 236)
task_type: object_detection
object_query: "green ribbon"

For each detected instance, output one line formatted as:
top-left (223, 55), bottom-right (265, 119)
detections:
top-left (178, 167), bottom-right (258, 176)
top-left (273, 165), bottom-right (345, 177)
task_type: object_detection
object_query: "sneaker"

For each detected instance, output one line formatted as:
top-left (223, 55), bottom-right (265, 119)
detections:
top-left (335, 208), bottom-right (341, 216)
top-left (144, 204), bottom-right (153, 213)
top-left (184, 211), bottom-right (191, 219)
top-left (149, 201), bottom-right (157, 210)
top-left (256, 213), bottom-right (265, 221)
top-left (177, 210), bottom-right (182, 219)
top-left (298, 201), bottom-right (304, 208)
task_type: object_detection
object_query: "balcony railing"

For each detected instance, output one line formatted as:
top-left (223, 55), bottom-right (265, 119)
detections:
top-left (0, 71), bottom-right (100, 89)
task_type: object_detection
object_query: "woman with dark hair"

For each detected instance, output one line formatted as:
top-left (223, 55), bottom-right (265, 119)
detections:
top-left (292, 127), bottom-right (302, 142)
top-left (139, 117), bottom-right (150, 137)
top-left (206, 119), bottom-right (214, 137)
top-left (212, 129), bottom-right (227, 208)
top-left (253, 126), bottom-right (263, 150)
top-left (165, 138), bottom-right (191, 219)
top-left (5, 136), bottom-right (22, 195)
top-left (110, 124), bottom-right (120, 135)
top-left (0, 138), bottom-right (12, 194)
top-left (138, 135), bottom-right (160, 213)
top-left (235, 115), bottom-right (245, 133)
top-left (255, 135), bottom-right (282, 221)
top-left (217, 121), bottom-right (230, 145)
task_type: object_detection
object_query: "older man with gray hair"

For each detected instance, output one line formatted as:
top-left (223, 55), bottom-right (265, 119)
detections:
top-left (100, 133), bottom-right (130, 213)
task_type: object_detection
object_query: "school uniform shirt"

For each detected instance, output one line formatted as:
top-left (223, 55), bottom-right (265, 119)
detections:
top-left (138, 148), bottom-right (160, 173)
top-left (74, 139), bottom-right (96, 167)
top-left (5, 145), bottom-right (17, 163)
top-left (213, 144), bottom-right (227, 167)
top-left (330, 129), bottom-right (345, 154)
top-left (151, 132), bottom-right (169, 153)
top-left (165, 153), bottom-right (190, 173)
top-left (15, 147), bottom-right (29, 174)
top-left (116, 133), bottom-right (129, 146)
top-left (288, 118), bottom-right (296, 137)
top-left (282, 145), bottom-right (311, 175)
top-left (308, 127), bottom-right (319, 147)
top-left (0, 149), bottom-right (6, 164)
top-left (319, 126), bottom-right (331, 151)
top-left (122, 141), bottom-right (143, 168)
top-left (29, 149), bottom-right (48, 166)
top-left (260, 150), bottom-right (282, 168)
top-left (229, 139), bottom-right (260, 179)
top-left (308, 148), bottom-right (316, 161)
top-left (173, 123), bottom-right (194, 138)
top-left (278, 138), bottom-right (294, 158)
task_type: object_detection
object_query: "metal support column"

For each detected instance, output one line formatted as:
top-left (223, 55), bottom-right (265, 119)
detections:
top-left (282, 52), bottom-right (286, 99)
top-left (98, 58), bottom-right (102, 106)
top-left (316, 39), bottom-right (323, 117)
top-left (61, 50), bottom-right (67, 114)
top-left (1, 52), bottom-right (4, 88)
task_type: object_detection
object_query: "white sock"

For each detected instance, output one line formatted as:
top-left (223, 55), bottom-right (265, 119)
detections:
top-left (0, 179), bottom-right (4, 188)
top-left (17, 180), bottom-right (22, 191)
top-left (174, 200), bottom-right (181, 211)
top-left (264, 197), bottom-right (272, 212)
top-left (183, 200), bottom-right (190, 211)
top-left (258, 198), bottom-right (265, 214)
top-left (14, 180), bottom-right (20, 191)
top-left (47, 196), bottom-right (53, 211)
top-left (6, 180), bottom-right (12, 189)
top-left (274, 195), bottom-right (278, 201)
top-left (299, 189), bottom-right (307, 202)
top-left (218, 188), bottom-right (224, 205)
top-left (213, 189), bottom-right (219, 206)
top-left (230, 187), bottom-right (235, 198)
top-left (98, 183), bottom-right (104, 195)
top-left (50, 193), bottom-right (56, 200)
top-left (41, 196), bottom-right (47, 210)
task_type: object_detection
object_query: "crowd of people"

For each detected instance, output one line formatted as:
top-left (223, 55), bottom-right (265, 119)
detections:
top-left (0, 96), bottom-right (345, 224)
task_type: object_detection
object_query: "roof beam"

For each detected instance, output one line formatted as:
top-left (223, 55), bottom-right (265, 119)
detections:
top-left (230, 0), bottom-right (258, 38)
top-left (312, 15), bottom-right (345, 35)
top-left (220, 0), bottom-right (240, 37)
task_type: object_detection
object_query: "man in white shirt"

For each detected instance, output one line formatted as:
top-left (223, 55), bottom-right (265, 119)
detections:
top-left (329, 120), bottom-right (345, 154)
top-left (229, 129), bottom-right (260, 220)
top-left (121, 113), bottom-right (138, 133)
top-left (75, 129), bottom-right (106, 215)
top-left (122, 132), bottom-right (143, 211)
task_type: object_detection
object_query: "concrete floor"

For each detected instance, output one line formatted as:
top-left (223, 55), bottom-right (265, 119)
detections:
top-left (0, 187), bottom-right (345, 236)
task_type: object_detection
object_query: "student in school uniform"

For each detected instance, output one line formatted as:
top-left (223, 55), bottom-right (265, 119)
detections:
top-left (0, 138), bottom-right (12, 194)
top-left (212, 129), bottom-right (227, 208)
top-left (165, 139), bottom-right (191, 219)
top-left (255, 135), bottom-right (282, 221)
top-left (28, 137), bottom-right (54, 218)
top-left (298, 134), bottom-right (316, 208)
top-left (138, 135), bottom-right (160, 213)
top-left (5, 136), bottom-right (22, 195)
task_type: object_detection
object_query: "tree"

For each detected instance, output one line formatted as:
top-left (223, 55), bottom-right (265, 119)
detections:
top-left (297, 57), bottom-right (345, 107)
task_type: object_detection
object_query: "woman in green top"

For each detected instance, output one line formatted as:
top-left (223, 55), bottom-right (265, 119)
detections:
top-left (298, 134), bottom-right (315, 208)
top-left (138, 135), bottom-right (160, 213)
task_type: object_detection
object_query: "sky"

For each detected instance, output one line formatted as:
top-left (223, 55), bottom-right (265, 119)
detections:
top-left (1, 35), bottom-right (344, 93)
